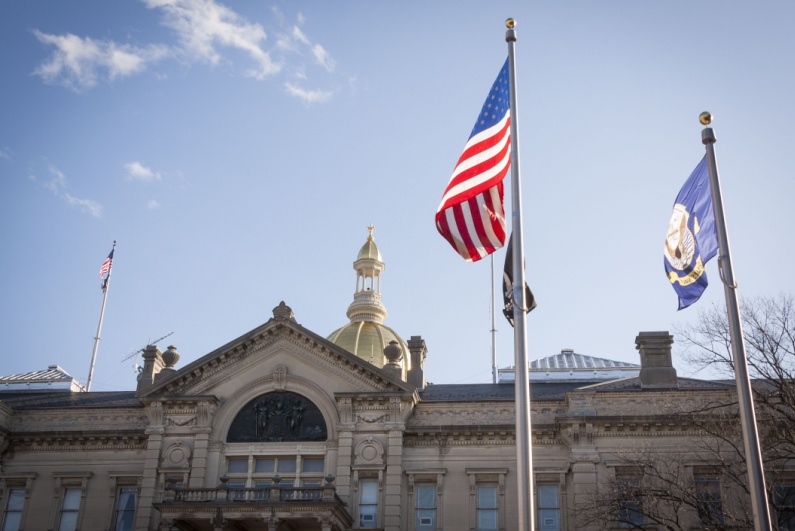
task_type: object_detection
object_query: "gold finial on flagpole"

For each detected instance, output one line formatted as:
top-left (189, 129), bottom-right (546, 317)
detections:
top-left (506, 18), bottom-right (516, 29)
top-left (699, 111), bottom-right (713, 126)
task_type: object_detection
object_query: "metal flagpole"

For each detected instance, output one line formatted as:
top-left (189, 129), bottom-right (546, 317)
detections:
top-left (506, 18), bottom-right (535, 531)
top-left (700, 112), bottom-right (772, 531)
top-left (491, 254), bottom-right (498, 384)
top-left (87, 241), bottom-right (116, 392)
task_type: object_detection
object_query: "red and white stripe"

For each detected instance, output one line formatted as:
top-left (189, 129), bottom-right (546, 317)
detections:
top-left (435, 113), bottom-right (511, 262)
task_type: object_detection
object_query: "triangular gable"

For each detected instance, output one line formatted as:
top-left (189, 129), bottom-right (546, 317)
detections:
top-left (139, 302), bottom-right (415, 399)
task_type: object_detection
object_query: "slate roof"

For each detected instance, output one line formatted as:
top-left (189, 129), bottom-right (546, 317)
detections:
top-left (419, 375), bottom-right (735, 403)
top-left (0, 390), bottom-right (142, 410)
top-left (577, 376), bottom-right (734, 391)
top-left (419, 381), bottom-right (600, 402)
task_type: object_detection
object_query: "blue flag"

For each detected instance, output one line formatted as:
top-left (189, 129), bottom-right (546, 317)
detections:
top-left (664, 156), bottom-right (718, 310)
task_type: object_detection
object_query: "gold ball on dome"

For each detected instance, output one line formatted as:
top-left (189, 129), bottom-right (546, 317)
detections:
top-left (506, 18), bottom-right (516, 29)
top-left (699, 112), bottom-right (713, 126)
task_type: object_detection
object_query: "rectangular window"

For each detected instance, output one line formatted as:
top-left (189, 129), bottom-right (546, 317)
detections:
top-left (113, 487), bottom-right (137, 531)
top-left (416, 485), bottom-right (436, 530)
top-left (616, 476), bottom-right (643, 527)
top-left (277, 458), bottom-right (296, 474)
top-left (359, 479), bottom-right (378, 529)
top-left (302, 457), bottom-right (324, 473)
top-left (2, 489), bottom-right (25, 531)
top-left (227, 458), bottom-right (248, 474)
top-left (774, 484), bottom-right (795, 531)
top-left (537, 485), bottom-right (560, 531)
top-left (230, 455), bottom-right (323, 487)
top-left (254, 458), bottom-right (275, 474)
top-left (477, 485), bottom-right (498, 531)
top-left (694, 476), bottom-right (724, 526)
top-left (57, 487), bottom-right (81, 531)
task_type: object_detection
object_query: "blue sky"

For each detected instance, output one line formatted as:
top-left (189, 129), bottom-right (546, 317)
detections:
top-left (1, 1), bottom-right (793, 391)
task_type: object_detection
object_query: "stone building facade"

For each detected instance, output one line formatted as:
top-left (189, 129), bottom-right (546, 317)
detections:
top-left (0, 231), bottom-right (778, 530)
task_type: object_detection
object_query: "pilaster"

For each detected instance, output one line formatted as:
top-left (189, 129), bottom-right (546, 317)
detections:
top-left (384, 428), bottom-right (404, 531)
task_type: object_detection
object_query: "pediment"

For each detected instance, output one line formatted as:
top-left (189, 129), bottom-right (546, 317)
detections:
top-left (139, 302), bottom-right (415, 400)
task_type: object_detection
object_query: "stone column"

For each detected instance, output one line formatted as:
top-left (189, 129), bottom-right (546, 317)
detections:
top-left (189, 428), bottom-right (212, 488)
top-left (383, 427), bottom-right (404, 531)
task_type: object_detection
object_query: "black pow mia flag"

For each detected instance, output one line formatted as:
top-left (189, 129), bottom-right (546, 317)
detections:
top-left (502, 235), bottom-right (536, 327)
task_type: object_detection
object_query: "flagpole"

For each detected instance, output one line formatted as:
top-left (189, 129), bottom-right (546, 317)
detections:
top-left (87, 240), bottom-right (115, 392)
top-left (506, 18), bottom-right (535, 531)
top-left (491, 254), bottom-right (498, 384)
top-left (700, 113), bottom-right (771, 531)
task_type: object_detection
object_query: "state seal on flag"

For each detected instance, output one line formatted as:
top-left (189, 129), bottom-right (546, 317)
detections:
top-left (664, 203), bottom-right (696, 271)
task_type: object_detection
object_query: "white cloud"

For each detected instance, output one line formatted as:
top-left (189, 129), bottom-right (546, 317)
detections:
top-left (65, 194), bottom-right (103, 218)
top-left (311, 44), bottom-right (335, 72)
top-left (284, 82), bottom-right (332, 104)
top-left (125, 161), bottom-right (161, 182)
top-left (147, 200), bottom-right (161, 209)
top-left (283, 24), bottom-right (335, 73)
top-left (0, 147), bottom-right (11, 160)
top-left (32, 1), bottom-right (337, 100)
top-left (145, 0), bottom-right (280, 80)
top-left (32, 30), bottom-right (167, 91)
top-left (40, 164), bottom-right (103, 217)
top-left (291, 26), bottom-right (310, 46)
top-left (45, 164), bottom-right (67, 193)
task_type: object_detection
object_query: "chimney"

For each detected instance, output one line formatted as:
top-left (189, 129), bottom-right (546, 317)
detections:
top-left (407, 336), bottom-right (427, 390)
top-left (136, 345), bottom-right (164, 393)
top-left (635, 331), bottom-right (677, 389)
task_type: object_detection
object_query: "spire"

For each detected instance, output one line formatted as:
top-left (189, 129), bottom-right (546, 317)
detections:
top-left (346, 225), bottom-right (387, 323)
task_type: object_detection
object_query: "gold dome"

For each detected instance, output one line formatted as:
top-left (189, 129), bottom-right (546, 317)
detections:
top-left (327, 225), bottom-right (407, 381)
top-left (357, 224), bottom-right (382, 261)
top-left (327, 321), bottom-right (408, 374)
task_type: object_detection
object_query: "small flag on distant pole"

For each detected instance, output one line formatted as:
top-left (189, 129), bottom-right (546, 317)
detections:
top-left (503, 235), bottom-right (536, 326)
top-left (436, 59), bottom-right (511, 262)
top-left (663, 156), bottom-right (718, 309)
top-left (99, 247), bottom-right (114, 290)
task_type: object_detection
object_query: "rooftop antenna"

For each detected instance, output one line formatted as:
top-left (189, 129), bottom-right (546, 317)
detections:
top-left (122, 332), bottom-right (174, 372)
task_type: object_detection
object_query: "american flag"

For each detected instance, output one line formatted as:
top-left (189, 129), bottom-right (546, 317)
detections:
top-left (99, 248), bottom-right (114, 279)
top-left (436, 59), bottom-right (511, 262)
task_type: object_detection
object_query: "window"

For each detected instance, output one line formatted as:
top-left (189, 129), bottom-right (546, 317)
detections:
top-left (407, 468), bottom-right (445, 531)
top-left (57, 488), bottom-right (81, 531)
top-left (477, 485), bottom-right (498, 531)
top-left (226, 455), bottom-right (325, 489)
top-left (359, 479), bottom-right (378, 528)
top-left (415, 485), bottom-right (437, 530)
top-left (694, 475), bottom-right (723, 526)
top-left (616, 475), bottom-right (643, 527)
top-left (51, 474), bottom-right (91, 531)
top-left (774, 484), bottom-right (795, 531)
top-left (1, 489), bottom-right (25, 531)
top-left (113, 487), bottom-right (137, 531)
top-left (467, 468), bottom-right (507, 531)
top-left (537, 485), bottom-right (560, 531)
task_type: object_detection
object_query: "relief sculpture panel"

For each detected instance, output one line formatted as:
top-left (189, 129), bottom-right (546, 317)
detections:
top-left (226, 391), bottom-right (327, 443)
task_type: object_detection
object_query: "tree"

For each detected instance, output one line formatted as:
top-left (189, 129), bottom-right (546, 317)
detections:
top-left (578, 294), bottom-right (795, 530)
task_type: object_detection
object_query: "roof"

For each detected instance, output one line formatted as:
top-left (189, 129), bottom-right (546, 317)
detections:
top-left (0, 390), bottom-right (142, 410)
top-left (530, 351), bottom-right (639, 370)
top-left (419, 381), bottom-right (600, 402)
top-left (0, 365), bottom-right (86, 392)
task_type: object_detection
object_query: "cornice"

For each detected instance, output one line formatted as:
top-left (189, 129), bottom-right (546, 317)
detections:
top-left (9, 409), bottom-right (148, 433)
top-left (10, 432), bottom-right (147, 452)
